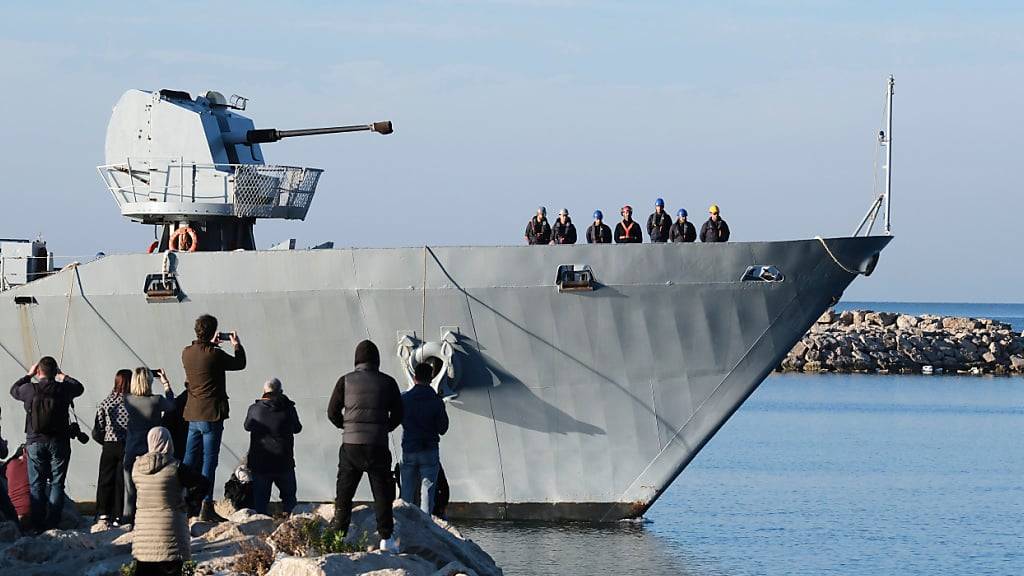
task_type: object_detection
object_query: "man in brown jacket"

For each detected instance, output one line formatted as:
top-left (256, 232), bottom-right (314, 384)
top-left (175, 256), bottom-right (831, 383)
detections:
top-left (181, 314), bottom-right (246, 522)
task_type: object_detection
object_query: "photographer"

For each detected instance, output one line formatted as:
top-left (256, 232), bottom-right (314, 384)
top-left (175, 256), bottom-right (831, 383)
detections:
top-left (9, 356), bottom-right (85, 532)
top-left (181, 314), bottom-right (246, 523)
top-left (123, 367), bottom-right (176, 529)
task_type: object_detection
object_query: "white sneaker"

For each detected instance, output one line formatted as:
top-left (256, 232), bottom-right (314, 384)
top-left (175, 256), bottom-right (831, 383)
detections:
top-left (379, 537), bottom-right (398, 553)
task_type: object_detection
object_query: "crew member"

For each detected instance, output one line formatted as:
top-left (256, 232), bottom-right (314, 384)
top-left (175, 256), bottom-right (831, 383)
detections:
top-left (646, 198), bottom-right (671, 243)
top-left (586, 211), bottom-right (612, 244)
top-left (670, 208), bottom-right (697, 243)
top-left (614, 206), bottom-right (642, 243)
top-left (328, 340), bottom-right (403, 553)
top-left (524, 207), bottom-right (552, 245)
top-left (551, 209), bottom-right (577, 245)
top-left (700, 204), bottom-right (731, 243)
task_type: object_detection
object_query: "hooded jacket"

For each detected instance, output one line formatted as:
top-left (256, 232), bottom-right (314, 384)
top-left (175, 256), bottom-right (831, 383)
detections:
top-left (327, 341), bottom-right (404, 446)
top-left (551, 217), bottom-right (577, 244)
top-left (181, 340), bottom-right (246, 422)
top-left (131, 452), bottom-right (207, 562)
top-left (244, 392), bottom-right (303, 474)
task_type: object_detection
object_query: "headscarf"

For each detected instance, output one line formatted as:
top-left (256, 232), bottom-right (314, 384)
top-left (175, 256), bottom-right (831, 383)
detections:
top-left (147, 426), bottom-right (174, 455)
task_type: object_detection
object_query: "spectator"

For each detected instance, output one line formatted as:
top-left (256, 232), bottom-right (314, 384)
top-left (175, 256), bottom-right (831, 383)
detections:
top-left (551, 209), bottom-right (577, 244)
top-left (4, 445), bottom-right (30, 530)
top-left (10, 356), bottom-right (84, 531)
top-left (400, 363), bottom-right (449, 515)
top-left (670, 208), bottom-right (697, 243)
top-left (700, 204), bottom-right (731, 243)
top-left (181, 314), bottom-right (246, 523)
top-left (615, 205), bottom-right (643, 243)
top-left (328, 340), bottom-right (403, 552)
top-left (92, 369), bottom-right (131, 528)
top-left (131, 427), bottom-right (208, 576)
top-left (123, 367), bottom-right (175, 528)
top-left (524, 206), bottom-right (552, 245)
top-left (244, 378), bottom-right (302, 516)
top-left (586, 210), bottom-right (612, 244)
top-left (646, 198), bottom-right (672, 243)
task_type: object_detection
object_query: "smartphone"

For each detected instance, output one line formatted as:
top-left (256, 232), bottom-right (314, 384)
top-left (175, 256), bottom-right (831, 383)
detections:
top-left (152, 368), bottom-right (165, 377)
top-left (217, 332), bottom-right (233, 341)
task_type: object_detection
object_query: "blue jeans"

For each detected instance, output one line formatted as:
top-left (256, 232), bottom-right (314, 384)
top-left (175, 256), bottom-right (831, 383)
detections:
top-left (400, 448), bottom-right (440, 515)
top-left (252, 469), bottom-right (297, 515)
top-left (26, 437), bottom-right (72, 530)
top-left (182, 421), bottom-right (223, 502)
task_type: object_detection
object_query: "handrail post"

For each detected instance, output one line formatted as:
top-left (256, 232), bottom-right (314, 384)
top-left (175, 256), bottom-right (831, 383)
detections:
top-left (883, 75), bottom-right (894, 235)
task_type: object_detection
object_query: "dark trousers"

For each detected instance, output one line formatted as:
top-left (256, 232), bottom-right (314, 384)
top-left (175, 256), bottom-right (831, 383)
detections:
top-left (335, 443), bottom-right (395, 539)
top-left (135, 560), bottom-right (183, 576)
top-left (26, 437), bottom-right (71, 530)
top-left (252, 469), bottom-right (297, 515)
top-left (95, 441), bottom-right (125, 520)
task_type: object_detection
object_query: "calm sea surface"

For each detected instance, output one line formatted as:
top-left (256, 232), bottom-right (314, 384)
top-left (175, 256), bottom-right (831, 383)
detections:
top-left (459, 303), bottom-right (1024, 575)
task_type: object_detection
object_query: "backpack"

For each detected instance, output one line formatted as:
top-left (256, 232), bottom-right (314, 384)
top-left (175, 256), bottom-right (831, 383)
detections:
top-left (29, 382), bottom-right (65, 436)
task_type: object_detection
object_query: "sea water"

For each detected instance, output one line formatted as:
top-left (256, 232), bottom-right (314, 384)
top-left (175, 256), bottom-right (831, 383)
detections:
top-left (460, 304), bottom-right (1024, 575)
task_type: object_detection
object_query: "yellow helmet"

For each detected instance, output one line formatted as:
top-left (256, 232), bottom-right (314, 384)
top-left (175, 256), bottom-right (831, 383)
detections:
top-left (709, 204), bottom-right (720, 214)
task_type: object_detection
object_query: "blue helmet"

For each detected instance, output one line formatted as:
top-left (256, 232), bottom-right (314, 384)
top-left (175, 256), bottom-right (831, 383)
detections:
top-left (593, 210), bottom-right (603, 220)
top-left (677, 208), bottom-right (688, 218)
top-left (655, 198), bottom-right (665, 207)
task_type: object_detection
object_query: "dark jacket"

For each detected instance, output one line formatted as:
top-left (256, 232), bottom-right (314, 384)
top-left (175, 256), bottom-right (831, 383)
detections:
top-left (524, 217), bottom-right (552, 245)
top-left (244, 392), bottom-right (303, 474)
top-left (647, 211), bottom-right (672, 243)
top-left (401, 384), bottom-right (449, 453)
top-left (181, 340), bottom-right (246, 422)
top-left (327, 341), bottom-right (403, 446)
top-left (670, 220), bottom-right (697, 243)
top-left (10, 375), bottom-right (85, 444)
top-left (586, 223), bottom-right (612, 244)
top-left (551, 217), bottom-right (577, 245)
top-left (700, 218), bottom-right (731, 243)
top-left (614, 219), bottom-right (643, 243)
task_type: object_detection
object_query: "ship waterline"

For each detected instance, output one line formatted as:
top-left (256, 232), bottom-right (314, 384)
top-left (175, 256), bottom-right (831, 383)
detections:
top-left (0, 237), bottom-right (889, 521)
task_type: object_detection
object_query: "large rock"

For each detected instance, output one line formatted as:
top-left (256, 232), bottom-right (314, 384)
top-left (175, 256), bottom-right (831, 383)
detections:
top-left (228, 508), bottom-right (276, 536)
top-left (1010, 355), bottom-right (1024, 372)
top-left (267, 552), bottom-right (436, 576)
top-left (345, 503), bottom-right (502, 576)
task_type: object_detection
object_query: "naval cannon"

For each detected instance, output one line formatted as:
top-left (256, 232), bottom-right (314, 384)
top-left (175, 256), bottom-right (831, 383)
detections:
top-left (97, 89), bottom-right (392, 252)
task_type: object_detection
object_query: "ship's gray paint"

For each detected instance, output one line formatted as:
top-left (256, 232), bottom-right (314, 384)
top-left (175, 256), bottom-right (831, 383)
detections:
top-left (0, 237), bottom-right (889, 521)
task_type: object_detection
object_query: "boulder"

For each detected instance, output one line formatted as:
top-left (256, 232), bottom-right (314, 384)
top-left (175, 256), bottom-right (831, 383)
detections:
top-left (1011, 355), bottom-right (1024, 372)
top-left (228, 509), bottom-right (276, 537)
top-left (837, 311), bottom-right (854, 326)
top-left (895, 315), bottom-right (918, 329)
top-left (790, 341), bottom-right (808, 359)
top-left (982, 352), bottom-right (997, 364)
top-left (267, 552), bottom-right (435, 576)
top-left (852, 311), bottom-right (867, 325)
top-left (817, 310), bottom-right (835, 324)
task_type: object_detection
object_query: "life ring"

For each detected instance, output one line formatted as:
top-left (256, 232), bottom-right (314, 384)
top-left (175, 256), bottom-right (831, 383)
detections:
top-left (146, 241), bottom-right (159, 254)
top-left (169, 227), bottom-right (198, 252)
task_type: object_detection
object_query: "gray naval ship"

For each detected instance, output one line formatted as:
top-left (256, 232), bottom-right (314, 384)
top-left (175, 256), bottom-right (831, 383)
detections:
top-left (0, 78), bottom-right (895, 521)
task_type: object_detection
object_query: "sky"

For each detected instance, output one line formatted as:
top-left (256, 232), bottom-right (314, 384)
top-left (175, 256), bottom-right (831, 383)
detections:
top-left (0, 1), bottom-right (1021, 302)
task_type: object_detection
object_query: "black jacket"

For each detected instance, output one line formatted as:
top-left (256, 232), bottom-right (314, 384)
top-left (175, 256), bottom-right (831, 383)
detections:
top-left (614, 219), bottom-right (643, 243)
top-left (670, 220), bottom-right (697, 243)
top-left (327, 341), bottom-right (403, 446)
top-left (586, 223), bottom-right (612, 244)
top-left (10, 375), bottom-right (85, 444)
top-left (244, 392), bottom-right (303, 473)
top-left (524, 217), bottom-right (552, 245)
top-left (401, 384), bottom-right (449, 453)
top-left (647, 211), bottom-right (672, 243)
top-left (551, 218), bottom-right (577, 244)
top-left (700, 218), bottom-right (731, 242)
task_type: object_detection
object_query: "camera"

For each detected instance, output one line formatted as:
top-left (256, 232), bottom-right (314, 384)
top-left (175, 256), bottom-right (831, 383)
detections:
top-left (68, 422), bottom-right (89, 445)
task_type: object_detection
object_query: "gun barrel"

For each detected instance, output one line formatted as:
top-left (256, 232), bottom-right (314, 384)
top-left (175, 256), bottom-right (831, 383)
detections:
top-left (244, 121), bottom-right (393, 144)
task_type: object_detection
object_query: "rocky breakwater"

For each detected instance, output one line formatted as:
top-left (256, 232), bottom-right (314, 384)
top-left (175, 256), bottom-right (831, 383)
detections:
top-left (779, 309), bottom-right (1024, 375)
top-left (0, 501), bottom-right (502, 576)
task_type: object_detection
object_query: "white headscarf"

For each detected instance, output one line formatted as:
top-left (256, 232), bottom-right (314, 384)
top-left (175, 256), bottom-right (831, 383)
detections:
top-left (147, 426), bottom-right (174, 455)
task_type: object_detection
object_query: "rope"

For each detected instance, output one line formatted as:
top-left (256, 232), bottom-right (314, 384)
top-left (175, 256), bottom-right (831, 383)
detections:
top-left (58, 263), bottom-right (80, 365)
top-left (815, 236), bottom-right (864, 275)
top-left (421, 246), bottom-right (428, 337)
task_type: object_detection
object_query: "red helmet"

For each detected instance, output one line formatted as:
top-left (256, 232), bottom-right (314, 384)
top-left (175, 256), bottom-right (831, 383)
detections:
top-left (621, 205), bottom-right (632, 214)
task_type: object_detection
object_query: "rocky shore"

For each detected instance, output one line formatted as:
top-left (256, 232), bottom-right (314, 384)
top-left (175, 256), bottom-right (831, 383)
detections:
top-left (0, 500), bottom-right (501, 576)
top-left (779, 309), bottom-right (1024, 375)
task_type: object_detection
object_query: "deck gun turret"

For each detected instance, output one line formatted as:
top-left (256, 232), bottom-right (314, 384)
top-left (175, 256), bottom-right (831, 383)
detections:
top-left (97, 89), bottom-right (393, 252)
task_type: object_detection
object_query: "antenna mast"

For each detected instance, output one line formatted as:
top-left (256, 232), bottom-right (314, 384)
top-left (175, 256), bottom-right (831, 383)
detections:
top-left (883, 75), bottom-right (894, 235)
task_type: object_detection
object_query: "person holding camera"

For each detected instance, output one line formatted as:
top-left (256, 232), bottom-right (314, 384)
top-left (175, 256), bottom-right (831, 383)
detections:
top-left (9, 356), bottom-right (85, 532)
top-left (92, 369), bottom-right (132, 528)
top-left (181, 314), bottom-right (246, 523)
top-left (122, 367), bottom-right (176, 528)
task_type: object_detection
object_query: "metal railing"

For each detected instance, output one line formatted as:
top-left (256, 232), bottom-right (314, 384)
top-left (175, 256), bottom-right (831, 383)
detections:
top-left (97, 159), bottom-right (323, 220)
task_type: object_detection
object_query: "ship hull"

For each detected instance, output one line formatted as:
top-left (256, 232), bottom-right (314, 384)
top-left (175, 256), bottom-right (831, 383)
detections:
top-left (0, 237), bottom-right (889, 521)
